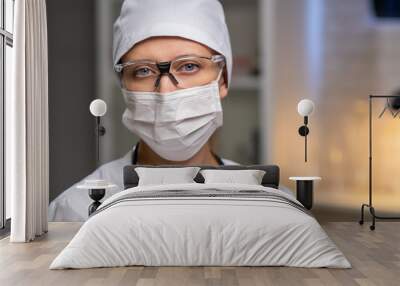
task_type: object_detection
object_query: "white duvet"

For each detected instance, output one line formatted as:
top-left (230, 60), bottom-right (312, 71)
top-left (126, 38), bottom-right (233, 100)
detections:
top-left (50, 183), bottom-right (351, 269)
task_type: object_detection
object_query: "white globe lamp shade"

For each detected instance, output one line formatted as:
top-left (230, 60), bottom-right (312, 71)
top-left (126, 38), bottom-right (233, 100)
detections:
top-left (297, 99), bottom-right (314, 116)
top-left (90, 99), bottom-right (107, 117)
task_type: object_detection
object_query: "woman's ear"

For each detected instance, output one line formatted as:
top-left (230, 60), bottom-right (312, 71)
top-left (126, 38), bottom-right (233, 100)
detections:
top-left (218, 72), bottom-right (228, 100)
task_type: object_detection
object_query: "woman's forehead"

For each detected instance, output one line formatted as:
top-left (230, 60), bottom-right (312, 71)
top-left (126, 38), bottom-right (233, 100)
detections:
top-left (121, 36), bottom-right (214, 62)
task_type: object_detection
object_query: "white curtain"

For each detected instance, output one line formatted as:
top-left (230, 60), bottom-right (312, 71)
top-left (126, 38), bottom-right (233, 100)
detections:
top-left (7, 0), bottom-right (49, 242)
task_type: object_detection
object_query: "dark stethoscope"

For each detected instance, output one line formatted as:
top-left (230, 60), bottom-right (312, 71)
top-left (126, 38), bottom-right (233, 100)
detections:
top-left (131, 142), bottom-right (225, 165)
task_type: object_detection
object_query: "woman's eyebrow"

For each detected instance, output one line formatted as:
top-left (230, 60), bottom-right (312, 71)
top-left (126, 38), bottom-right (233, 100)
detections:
top-left (174, 53), bottom-right (211, 58)
top-left (126, 53), bottom-right (212, 63)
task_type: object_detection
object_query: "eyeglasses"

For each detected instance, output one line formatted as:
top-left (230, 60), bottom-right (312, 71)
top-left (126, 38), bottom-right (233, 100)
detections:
top-left (114, 54), bottom-right (225, 92)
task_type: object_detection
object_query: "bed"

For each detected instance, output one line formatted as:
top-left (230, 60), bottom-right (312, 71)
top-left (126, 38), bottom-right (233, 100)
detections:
top-left (49, 165), bottom-right (350, 269)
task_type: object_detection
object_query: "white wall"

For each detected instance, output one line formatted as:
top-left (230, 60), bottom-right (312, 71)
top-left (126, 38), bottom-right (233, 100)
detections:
top-left (260, 0), bottom-right (400, 211)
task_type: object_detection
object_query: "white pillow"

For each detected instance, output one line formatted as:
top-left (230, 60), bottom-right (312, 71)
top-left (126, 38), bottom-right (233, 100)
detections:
top-left (135, 167), bottom-right (201, 186)
top-left (200, 169), bottom-right (266, 185)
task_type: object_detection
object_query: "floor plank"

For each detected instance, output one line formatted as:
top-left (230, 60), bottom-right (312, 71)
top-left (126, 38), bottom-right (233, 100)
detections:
top-left (0, 222), bottom-right (399, 286)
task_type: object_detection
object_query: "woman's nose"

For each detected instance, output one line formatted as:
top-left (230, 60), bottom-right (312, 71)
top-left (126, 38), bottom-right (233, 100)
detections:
top-left (157, 74), bottom-right (179, 93)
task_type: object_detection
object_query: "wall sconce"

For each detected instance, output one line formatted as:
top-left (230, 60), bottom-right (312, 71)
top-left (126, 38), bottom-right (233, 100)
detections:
top-left (89, 99), bottom-right (107, 165)
top-left (297, 99), bottom-right (314, 162)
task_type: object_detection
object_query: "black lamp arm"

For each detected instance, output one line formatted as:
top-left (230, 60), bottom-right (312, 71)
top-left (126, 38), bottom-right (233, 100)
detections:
top-left (96, 117), bottom-right (106, 136)
top-left (298, 116), bottom-right (309, 162)
top-left (95, 116), bottom-right (106, 167)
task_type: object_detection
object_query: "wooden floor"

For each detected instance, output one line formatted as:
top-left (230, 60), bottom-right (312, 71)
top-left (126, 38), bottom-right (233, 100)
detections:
top-left (0, 222), bottom-right (399, 286)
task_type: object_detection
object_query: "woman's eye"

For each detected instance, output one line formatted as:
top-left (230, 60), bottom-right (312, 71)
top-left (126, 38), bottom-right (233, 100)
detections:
top-left (179, 63), bottom-right (200, 73)
top-left (134, 67), bottom-right (154, 77)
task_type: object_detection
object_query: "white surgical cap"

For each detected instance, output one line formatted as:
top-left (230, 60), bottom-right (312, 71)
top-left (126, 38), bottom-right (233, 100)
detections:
top-left (113, 0), bottom-right (233, 87)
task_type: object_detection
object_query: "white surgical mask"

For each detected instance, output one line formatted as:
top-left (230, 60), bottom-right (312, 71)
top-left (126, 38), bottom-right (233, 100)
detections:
top-left (121, 78), bottom-right (223, 161)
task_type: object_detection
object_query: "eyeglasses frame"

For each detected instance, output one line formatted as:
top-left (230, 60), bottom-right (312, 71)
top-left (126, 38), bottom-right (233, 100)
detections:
top-left (114, 54), bottom-right (226, 90)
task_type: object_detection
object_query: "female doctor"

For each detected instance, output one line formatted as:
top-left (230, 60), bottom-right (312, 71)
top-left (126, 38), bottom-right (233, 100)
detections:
top-left (48, 0), bottom-right (239, 221)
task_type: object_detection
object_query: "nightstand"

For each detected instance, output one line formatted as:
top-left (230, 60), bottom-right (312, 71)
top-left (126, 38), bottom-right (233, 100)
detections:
top-left (77, 180), bottom-right (117, 216)
top-left (289, 177), bottom-right (321, 210)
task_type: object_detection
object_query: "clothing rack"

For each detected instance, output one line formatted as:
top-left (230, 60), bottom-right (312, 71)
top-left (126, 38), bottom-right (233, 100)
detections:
top-left (359, 95), bottom-right (400, 230)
